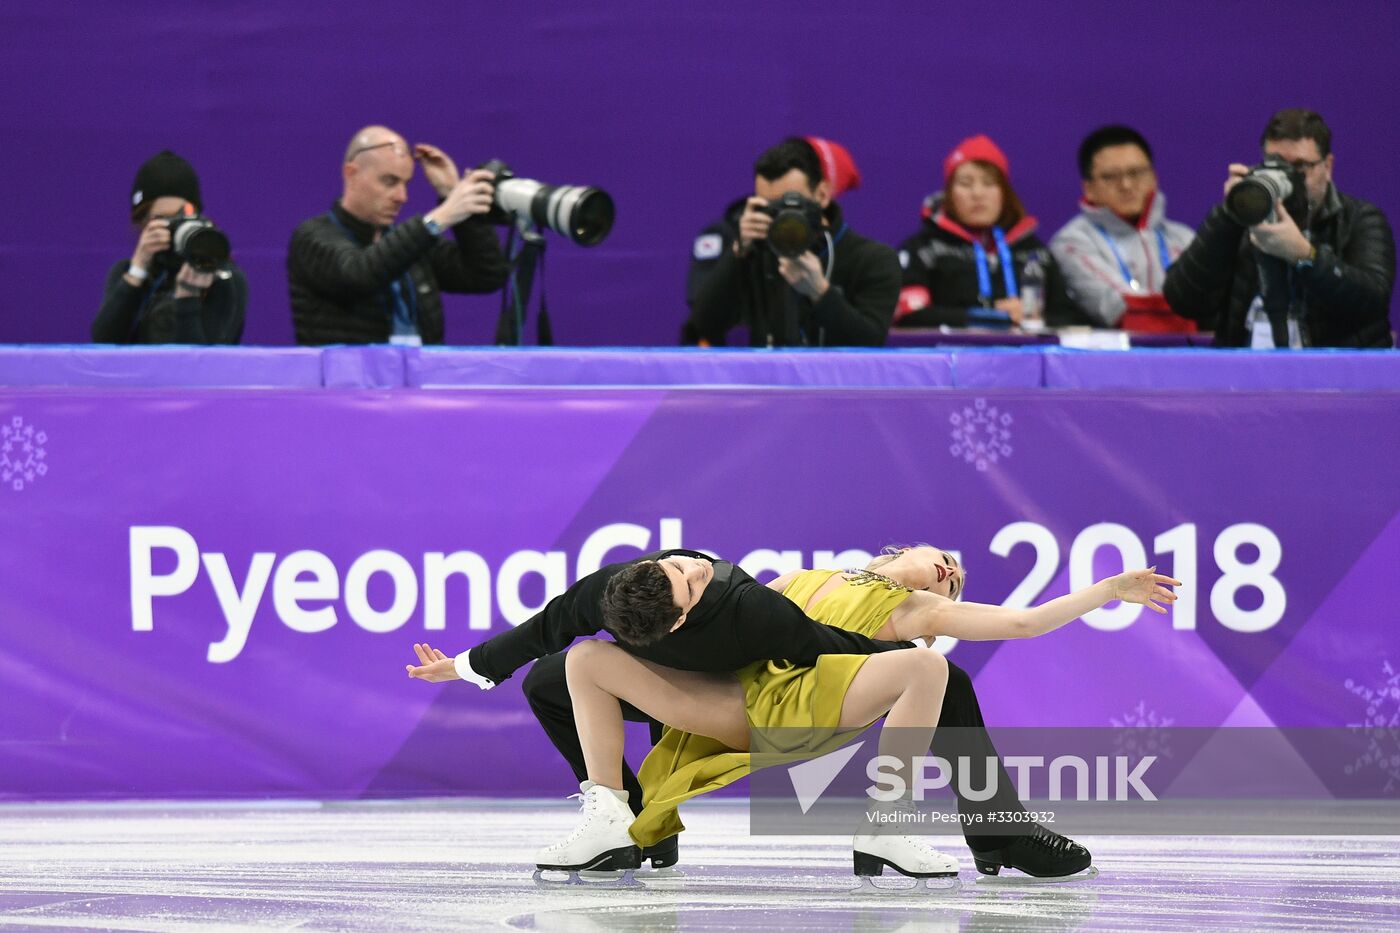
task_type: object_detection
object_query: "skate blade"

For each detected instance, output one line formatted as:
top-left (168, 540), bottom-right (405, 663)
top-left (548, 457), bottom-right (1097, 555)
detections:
top-left (974, 865), bottom-right (1099, 886)
top-left (851, 874), bottom-right (962, 895)
top-left (532, 867), bottom-right (645, 888)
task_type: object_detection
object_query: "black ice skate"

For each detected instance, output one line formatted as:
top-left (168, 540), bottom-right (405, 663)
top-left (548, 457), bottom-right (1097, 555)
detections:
top-left (972, 825), bottom-right (1097, 884)
top-left (533, 782), bottom-right (644, 887)
top-left (639, 834), bottom-right (684, 877)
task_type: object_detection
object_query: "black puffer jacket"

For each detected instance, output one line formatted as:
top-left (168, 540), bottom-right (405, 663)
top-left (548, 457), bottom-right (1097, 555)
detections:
top-left (287, 202), bottom-right (508, 345)
top-left (1164, 186), bottom-right (1395, 348)
top-left (683, 199), bottom-right (900, 347)
top-left (894, 209), bottom-right (1087, 328)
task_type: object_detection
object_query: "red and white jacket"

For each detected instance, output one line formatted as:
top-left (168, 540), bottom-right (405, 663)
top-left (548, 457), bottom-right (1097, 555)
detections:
top-left (1049, 190), bottom-right (1195, 329)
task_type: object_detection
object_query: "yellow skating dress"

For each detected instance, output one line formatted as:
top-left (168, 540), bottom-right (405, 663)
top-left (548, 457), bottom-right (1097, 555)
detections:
top-left (629, 568), bottom-right (914, 847)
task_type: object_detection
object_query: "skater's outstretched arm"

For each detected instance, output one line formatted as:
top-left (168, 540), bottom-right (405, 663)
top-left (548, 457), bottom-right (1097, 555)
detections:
top-left (400, 580), bottom-right (607, 687)
top-left (400, 585), bottom-right (604, 688)
top-left (880, 569), bottom-right (1180, 643)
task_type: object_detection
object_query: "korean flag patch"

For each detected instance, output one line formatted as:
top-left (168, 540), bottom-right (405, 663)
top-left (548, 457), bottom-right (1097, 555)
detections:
top-left (693, 233), bottom-right (723, 261)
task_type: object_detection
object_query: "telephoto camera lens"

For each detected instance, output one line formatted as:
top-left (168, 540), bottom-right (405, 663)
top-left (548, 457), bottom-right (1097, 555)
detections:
top-left (763, 192), bottom-right (824, 259)
top-left (168, 216), bottom-right (231, 273)
top-left (1224, 159), bottom-right (1300, 227)
top-left (486, 163), bottom-right (616, 247)
top-left (767, 211), bottom-right (812, 258)
top-left (1226, 179), bottom-right (1281, 226)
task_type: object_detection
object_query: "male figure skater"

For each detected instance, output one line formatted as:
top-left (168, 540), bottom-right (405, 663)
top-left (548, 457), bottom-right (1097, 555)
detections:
top-left (406, 549), bottom-right (1089, 879)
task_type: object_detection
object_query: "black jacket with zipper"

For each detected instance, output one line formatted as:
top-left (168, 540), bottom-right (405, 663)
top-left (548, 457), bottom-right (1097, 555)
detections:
top-left (1163, 185), bottom-right (1395, 347)
top-left (894, 209), bottom-right (1086, 329)
top-left (684, 199), bottom-right (900, 347)
top-left (93, 260), bottom-right (247, 344)
top-left (287, 201), bottom-right (508, 345)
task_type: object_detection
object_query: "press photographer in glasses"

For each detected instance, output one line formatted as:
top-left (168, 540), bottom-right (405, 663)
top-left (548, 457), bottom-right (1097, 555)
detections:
top-left (1165, 109), bottom-right (1395, 348)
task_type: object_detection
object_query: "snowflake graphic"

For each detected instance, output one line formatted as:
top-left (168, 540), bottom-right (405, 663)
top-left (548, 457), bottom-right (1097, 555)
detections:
top-left (1344, 660), bottom-right (1400, 792)
top-left (1110, 700), bottom-right (1175, 764)
top-left (949, 398), bottom-right (1012, 472)
top-left (1, 415), bottom-right (48, 492)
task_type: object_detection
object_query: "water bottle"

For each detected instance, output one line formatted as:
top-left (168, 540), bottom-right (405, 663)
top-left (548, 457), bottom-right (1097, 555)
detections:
top-left (1020, 251), bottom-right (1046, 332)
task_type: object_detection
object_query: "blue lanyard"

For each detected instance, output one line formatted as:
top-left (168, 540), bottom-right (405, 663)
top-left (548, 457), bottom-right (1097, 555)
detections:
top-left (972, 227), bottom-right (1018, 301)
top-left (1092, 223), bottom-right (1172, 289)
top-left (817, 222), bottom-right (849, 255)
top-left (326, 211), bottom-right (418, 325)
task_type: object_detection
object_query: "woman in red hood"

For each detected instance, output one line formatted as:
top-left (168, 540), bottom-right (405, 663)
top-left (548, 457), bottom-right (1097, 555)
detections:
top-left (894, 135), bottom-right (1089, 329)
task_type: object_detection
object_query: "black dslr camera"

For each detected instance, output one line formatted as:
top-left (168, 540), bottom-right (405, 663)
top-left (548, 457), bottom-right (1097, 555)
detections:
top-left (157, 214), bottom-right (231, 274)
top-left (1224, 156), bottom-right (1309, 227)
top-left (760, 192), bottom-right (824, 258)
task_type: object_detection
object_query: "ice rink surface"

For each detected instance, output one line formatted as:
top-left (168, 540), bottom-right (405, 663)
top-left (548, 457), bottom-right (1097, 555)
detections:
top-left (0, 798), bottom-right (1397, 932)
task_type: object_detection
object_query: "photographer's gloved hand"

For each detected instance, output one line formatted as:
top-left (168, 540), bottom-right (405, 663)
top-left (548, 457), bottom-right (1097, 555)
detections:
top-left (125, 219), bottom-right (171, 286)
top-left (778, 251), bottom-right (830, 300)
top-left (174, 264), bottom-right (214, 299)
top-left (734, 196), bottom-right (772, 257)
top-left (425, 168), bottom-right (496, 229)
top-left (413, 143), bottom-right (460, 198)
top-left (1249, 198), bottom-right (1313, 262)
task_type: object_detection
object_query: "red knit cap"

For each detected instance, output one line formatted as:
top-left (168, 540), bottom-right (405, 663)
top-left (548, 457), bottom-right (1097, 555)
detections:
top-left (943, 134), bottom-right (1010, 185)
top-left (804, 136), bottom-right (862, 197)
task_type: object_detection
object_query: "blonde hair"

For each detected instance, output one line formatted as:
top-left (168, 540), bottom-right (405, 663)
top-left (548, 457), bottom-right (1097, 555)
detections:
top-left (864, 543), bottom-right (936, 572)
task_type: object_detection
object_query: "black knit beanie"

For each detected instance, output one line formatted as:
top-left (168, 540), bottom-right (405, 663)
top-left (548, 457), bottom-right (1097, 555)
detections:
top-left (130, 150), bottom-right (202, 219)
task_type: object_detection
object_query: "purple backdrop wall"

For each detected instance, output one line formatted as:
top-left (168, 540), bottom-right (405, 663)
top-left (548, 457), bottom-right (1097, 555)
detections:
top-left (2, 1), bottom-right (1398, 347)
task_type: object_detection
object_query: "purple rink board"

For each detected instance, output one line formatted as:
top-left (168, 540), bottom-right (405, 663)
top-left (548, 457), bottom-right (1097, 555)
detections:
top-left (5, 345), bottom-right (1400, 391)
top-left (1, 386), bottom-right (1399, 801)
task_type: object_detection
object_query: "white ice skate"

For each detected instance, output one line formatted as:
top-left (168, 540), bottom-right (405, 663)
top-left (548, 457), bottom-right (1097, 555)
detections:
top-left (533, 782), bottom-right (643, 888)
top-left (852, 800), bottom-right (961, 894)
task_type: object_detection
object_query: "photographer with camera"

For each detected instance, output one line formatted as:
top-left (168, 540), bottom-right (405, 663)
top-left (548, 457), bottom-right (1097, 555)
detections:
top-left (92, 151), bottom-right (247, 344)
top-left (1164, 109), bottom-right (1395, 348)
top-left (683, 137), bottom-right (900, 347)
top-left (287, 126), bottom-right (508, 345)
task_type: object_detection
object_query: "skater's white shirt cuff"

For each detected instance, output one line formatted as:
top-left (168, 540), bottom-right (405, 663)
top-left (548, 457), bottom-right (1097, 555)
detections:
top-left (454, 650), bottom-right (496, 690)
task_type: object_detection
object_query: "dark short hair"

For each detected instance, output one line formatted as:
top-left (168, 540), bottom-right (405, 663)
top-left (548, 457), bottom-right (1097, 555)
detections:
top-left (601, 561), bottom-right (682, 646)
top-left (754, 137), bottom-right (823, 190)
top-left (1261, 108), bottom-right (1332, 158)
top-left (1077, 125), bottom-right (1154, 180)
